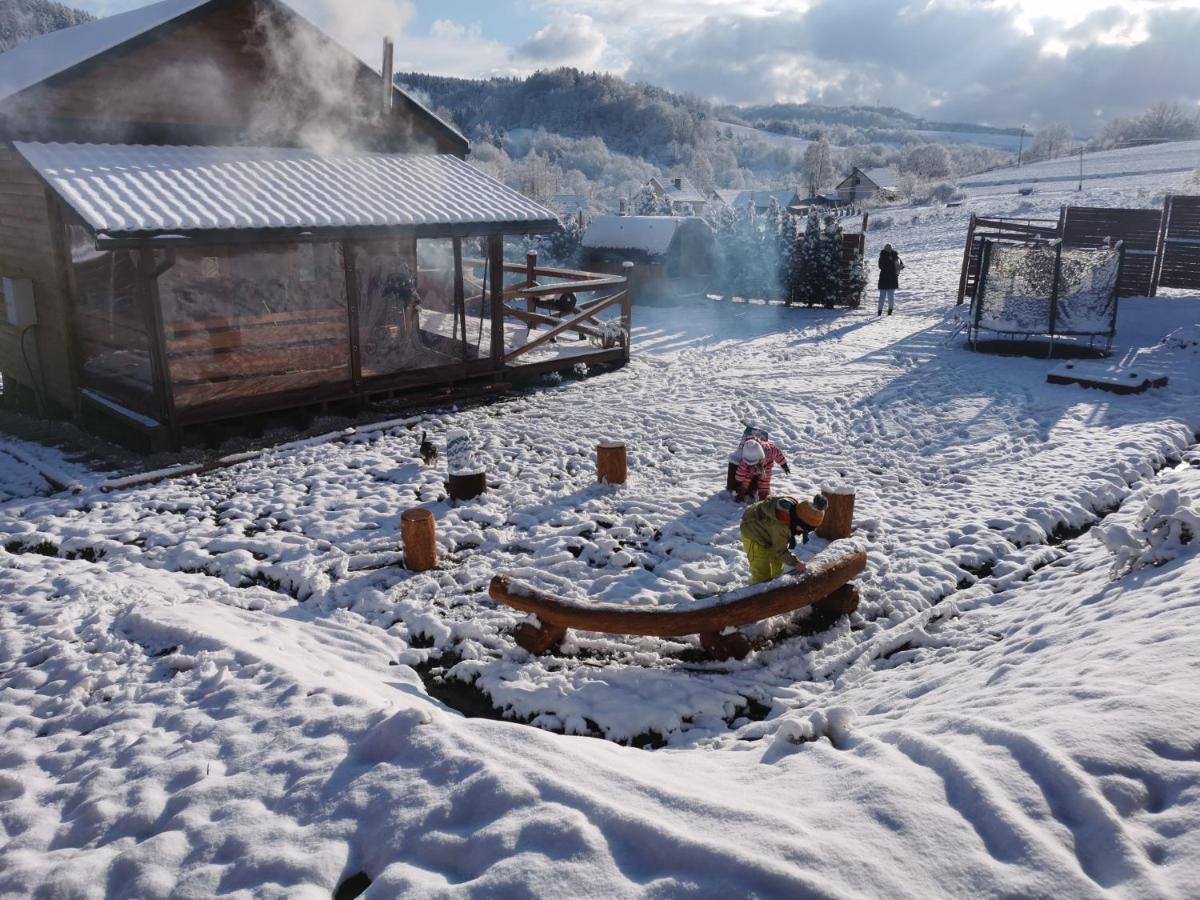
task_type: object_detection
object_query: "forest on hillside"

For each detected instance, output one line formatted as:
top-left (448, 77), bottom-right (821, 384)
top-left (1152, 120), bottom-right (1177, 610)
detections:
top-left (0, 0), bottom-right (92, 52)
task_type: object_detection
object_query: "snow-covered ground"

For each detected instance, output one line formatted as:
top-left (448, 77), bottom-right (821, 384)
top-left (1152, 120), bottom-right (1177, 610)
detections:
top-left (2, 144), bottom-right (1200, 897)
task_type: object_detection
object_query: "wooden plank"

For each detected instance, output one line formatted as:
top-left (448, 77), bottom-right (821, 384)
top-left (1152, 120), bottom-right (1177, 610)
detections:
top-left (168, 319), bottom-right (346, 354)
top-left (168, 344), bottom-right (349, 382)
top-left (173, 366), bottom-right (351, 409)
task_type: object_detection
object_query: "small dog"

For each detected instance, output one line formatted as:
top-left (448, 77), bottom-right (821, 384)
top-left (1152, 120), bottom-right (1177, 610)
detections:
top-left (419, 431), bottom-right (437, 465)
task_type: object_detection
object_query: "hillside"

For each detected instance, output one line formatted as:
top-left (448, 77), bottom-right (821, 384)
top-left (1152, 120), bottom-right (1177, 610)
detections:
top-left (0, 0), bottom-right (93, 52)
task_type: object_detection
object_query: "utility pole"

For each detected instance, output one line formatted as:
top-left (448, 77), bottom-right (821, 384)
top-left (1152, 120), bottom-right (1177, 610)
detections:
top-left (1017, 125), bottom-right (1025, 167)
top-left (1077, 146), bottom-right (1084, 192)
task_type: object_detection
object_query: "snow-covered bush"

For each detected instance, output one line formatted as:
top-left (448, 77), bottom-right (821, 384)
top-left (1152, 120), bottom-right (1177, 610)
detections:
top-left (1098, 488), bottom-right (1200, 575)
top-left (927, 181), bottom-right (963, 204)
top-left (868, 215), bottom-right (894, 231)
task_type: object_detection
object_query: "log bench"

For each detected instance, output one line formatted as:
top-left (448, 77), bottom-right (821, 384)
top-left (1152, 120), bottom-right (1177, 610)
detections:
top-left (489, 542), bottom-right (867, 660)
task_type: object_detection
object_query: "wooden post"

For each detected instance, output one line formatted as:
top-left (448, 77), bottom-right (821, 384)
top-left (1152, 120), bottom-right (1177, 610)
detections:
top-left (138, 246), bottom-right (180, 449)
top-left (956, 213), bottom-right (977, 305)
top-left (597, 441), bottom-right (627, 485)
top-left (621, 261), bottom-right (634, 363)
top-left (488, 234), bottom-right (505, 370)
top-left (525, 250), bottom-right (537, 313)
top-left (401, 508), bottom-right (436, 572)
top-left (817, 486), bottom-right (855, 541)
top-left (452, 237), bottom-right (467, 350)
top-left (342, 241), bottom-right (363, 390)
top-left (448, 470), bottom-right (487, 500)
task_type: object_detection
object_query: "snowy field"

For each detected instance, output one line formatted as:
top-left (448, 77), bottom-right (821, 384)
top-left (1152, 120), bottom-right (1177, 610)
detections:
top-left (1, 146), bottom-right (1200, 897)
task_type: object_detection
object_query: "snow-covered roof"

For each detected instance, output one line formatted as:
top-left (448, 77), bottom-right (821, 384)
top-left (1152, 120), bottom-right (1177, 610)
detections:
top-left (652, 176), bottom-right (707, 205)
top-left (17, 142), bottom-right (556, 236)
top-left (861, 167), bottom-right (899, 190)
top-left (581, 215), bottom-right (684, 255)
top-left (0, 0), bottom-right (209, 104)
top-left (711, 189), bottom-right (743, 206)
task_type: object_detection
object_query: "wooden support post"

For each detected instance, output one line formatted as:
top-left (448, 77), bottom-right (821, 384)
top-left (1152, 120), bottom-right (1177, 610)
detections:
top-left (815, 584), bottom-right (859, 617)
top-left (525, 250), bottom-right (538, 313)
top-left (621, 261), bottom-right (634, 363)
top-left (597, 441), bottom-right (627, 485)
top-left (138, 246), bottom-right (180, 449)
top-left (488, 234), bottom-right (505, 370)
top-left (956, 213), bottom-right (977, 306)
top-left (817, 486), bottom-right (855, 541)
top-left (513, 620), bottom-right (567, 655)
top-left (401, 508), bottom-right (437, 572)
top-left (699, 630), bottom-right (752, 661)
top-left (452, 237), bottom-right (467, 350)
top-left (342, 241), bottom-right (363, 390)
top-left (448, 470), bottom-right (487, 500)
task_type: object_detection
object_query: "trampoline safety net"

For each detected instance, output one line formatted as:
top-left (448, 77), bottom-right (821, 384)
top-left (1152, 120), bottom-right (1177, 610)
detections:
top-left (972, 241), bottom-right (1122, 344)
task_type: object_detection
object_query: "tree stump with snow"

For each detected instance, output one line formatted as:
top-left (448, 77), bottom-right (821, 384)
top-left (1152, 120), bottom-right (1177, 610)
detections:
top-left (401, 508), bottom-right (437, 572)
top-left (448, 469), bottom-right (487, 501)
top-left (817, 486), bottom-right (856, 541)
top-left (596, 441), bottom-right (627, 485)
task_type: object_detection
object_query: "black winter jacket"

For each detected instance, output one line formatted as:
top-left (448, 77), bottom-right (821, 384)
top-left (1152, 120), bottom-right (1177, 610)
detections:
top-left (878, 248), bottom-right (902, 290)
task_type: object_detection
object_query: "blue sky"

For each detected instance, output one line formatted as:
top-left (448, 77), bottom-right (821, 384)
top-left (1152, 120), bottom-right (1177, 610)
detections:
top-left (66, 0), bottom-right (1200, 131)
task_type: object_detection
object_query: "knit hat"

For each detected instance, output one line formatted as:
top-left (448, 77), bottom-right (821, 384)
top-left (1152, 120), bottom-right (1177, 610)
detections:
top-left (741, 440), bottom-right (766, 465)
top-left (775, 494), bottom-right (827, 532)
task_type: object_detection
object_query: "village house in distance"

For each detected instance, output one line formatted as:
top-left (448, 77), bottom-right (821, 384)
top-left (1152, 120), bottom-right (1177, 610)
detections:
top-left (835, 166), bottom-right (899, 204)
top-left (0, 0), bottom-right (632, 450)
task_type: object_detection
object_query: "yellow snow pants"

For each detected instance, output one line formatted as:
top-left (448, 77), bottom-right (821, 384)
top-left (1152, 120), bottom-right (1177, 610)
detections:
top-left (742, 536), bottom-right (784, 584)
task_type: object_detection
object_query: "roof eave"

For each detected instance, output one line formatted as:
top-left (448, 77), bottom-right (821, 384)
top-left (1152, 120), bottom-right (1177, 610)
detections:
top-left (92, 218), bottom-right (558, 248)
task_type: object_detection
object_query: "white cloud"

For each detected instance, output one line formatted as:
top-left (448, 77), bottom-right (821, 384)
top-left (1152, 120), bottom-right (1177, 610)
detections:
top-left (516, 13), bottom-right (607, 69)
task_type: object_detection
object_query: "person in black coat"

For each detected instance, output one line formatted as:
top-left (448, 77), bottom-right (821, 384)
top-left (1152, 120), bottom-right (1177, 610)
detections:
top-left (877, 243), bottom-right (903, 315)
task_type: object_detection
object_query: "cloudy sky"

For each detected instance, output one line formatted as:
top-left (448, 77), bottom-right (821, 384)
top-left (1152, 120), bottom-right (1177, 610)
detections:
top-left (75, 0), bottom-right (1200, 132)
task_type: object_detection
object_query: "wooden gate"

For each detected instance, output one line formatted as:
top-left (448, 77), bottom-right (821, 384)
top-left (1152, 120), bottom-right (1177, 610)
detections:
top-left (1152, 195), bottom-right (1200, 292)
top-left (1059, 206), bottom-right (1164, 298)
top-left (956, 214), bottom-right (1062, 304)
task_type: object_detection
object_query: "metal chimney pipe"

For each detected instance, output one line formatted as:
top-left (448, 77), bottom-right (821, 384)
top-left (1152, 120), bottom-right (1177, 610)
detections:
top-left (381, 37), bottom-right (395, 112)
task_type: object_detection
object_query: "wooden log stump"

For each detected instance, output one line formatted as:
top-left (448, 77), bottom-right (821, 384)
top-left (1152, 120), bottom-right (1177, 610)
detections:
top-left (725, 461), bottom-right (739, 493)
top-left (815, 584), bottom-right (859, 617)
top-left (699, 629), bottom-right (752, 661)
top-left (513, 620), bottom-right (567, 655)
top-left (817, 486), bottom-right (856, 541)
top-left (401, 508), bottom-right (437, 572)
top-left (448, 469), bottom-right (486, 500)
top-left (597, 441), bottom-right (627, 485)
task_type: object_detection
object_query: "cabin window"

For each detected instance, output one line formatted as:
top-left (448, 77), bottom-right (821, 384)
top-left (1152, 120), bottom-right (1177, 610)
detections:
top-left (155, 242), bottom-right (351, 409)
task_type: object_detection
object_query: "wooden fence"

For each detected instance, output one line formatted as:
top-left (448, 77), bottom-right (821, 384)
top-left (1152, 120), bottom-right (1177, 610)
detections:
top-left (1058, 206), bottom-right (1163, 298)
top-left (1152, 195), bottom-right (1200, 292)
top-left (957, 199), bottom-right (1200, 305)
top-left (956, 214), bottom-right (1061, 304)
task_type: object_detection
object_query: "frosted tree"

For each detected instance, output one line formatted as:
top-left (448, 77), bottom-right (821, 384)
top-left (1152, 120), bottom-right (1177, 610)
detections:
top-left (711, 204), bottom-right (740, 299)
top-left (846, 246), bottom-right (867, 308)
top-left (778, 211), bottom-right (798, 304)
top-left (791, 207), bottom-right (824, 306)
top-left (819, 215), bottom-right (843, 307)
top-left (632, 184), bottom-right (672, 216)
top-left (802, 135), bottom-right (835, 199)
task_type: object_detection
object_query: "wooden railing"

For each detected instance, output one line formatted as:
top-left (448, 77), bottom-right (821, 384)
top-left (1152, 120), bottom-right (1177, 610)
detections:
top-left (464, 251), bottom-right (633, 365)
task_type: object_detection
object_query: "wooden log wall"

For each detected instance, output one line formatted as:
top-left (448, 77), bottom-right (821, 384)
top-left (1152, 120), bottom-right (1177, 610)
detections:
top-left (0, 144), bottom-right (75, 412)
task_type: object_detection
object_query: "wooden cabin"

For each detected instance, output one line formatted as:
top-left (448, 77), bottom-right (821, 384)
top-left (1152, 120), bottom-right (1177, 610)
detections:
top-left (835, 167), bottom-right (898, 205)
top-left (0, 0), bottom-right (632, 449)
top-left (581, 215), bottom-right (714, 303)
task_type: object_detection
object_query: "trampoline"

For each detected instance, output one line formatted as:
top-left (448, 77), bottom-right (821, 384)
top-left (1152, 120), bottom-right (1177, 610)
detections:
top-left (969, 239), bottom-right (1125, 356)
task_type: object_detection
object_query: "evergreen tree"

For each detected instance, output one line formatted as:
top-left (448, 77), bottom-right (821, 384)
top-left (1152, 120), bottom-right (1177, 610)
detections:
top-left (846, 247), bottom-right (867, 309)
top-left (632, 184), bottom-right (672, 215)
top-left (819, 215), bottom-right (843, 307)
top-left (712, 204), bottom-right (739, 299)
top-left (792, 207), bottom-right (823, 306)
top-left (778, 209), bottom-right (798, 304)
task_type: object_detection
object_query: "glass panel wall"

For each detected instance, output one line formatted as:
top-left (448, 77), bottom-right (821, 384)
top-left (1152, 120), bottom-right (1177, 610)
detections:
top-left (156, 242), bottom-right (351, 409)
top-left (68, 225), bottom-right (156, 418)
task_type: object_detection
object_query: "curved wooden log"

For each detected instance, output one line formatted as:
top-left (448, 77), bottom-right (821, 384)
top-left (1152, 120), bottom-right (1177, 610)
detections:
top-left (489, 544), bottom-right (867, 639)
